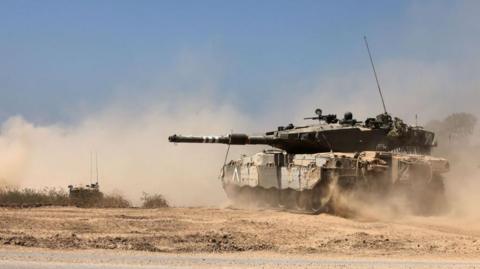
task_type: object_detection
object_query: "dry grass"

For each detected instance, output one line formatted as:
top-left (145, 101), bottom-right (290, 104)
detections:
top-left (0, 187), bottom-right (70, 207)
top-left (0, 187), bottom-right (132, 208)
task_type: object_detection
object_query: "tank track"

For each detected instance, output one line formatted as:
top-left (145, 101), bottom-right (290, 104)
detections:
top-left (223, 173), bottom-right (448, 216)
top-left (223, 183), bottom-right (335, 215)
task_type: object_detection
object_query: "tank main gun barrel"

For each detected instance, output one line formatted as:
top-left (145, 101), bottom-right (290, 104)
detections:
top-left (168, 133), bottom-right (278, 145)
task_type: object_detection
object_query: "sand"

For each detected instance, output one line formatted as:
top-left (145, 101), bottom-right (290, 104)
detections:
top-left (0, 206), bottom-right (479, 260)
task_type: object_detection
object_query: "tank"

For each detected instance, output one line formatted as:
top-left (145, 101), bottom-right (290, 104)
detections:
top-left (68, 183), bottom-right (103, 207)
top-left (168, 109), bottom-right (449, 215)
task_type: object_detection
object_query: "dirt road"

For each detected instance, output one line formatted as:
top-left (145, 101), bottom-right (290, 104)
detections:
top-left (1, 247), bottom-right (480, 269)
top-left (0, 207), bottom-right (479, 261)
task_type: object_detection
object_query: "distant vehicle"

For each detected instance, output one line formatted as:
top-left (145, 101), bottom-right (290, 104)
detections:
top-left (68, 153), bottom-right (103, 207)
top-left (68, 183), bottom-right (103, 207)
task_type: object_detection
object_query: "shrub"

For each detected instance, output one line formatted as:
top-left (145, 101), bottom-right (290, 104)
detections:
top-left (0, 187), bottom-right (70, 206)
top-left (141, 192), bottom-right (169, 208)
top-left (0, 186), bottom-right (132, 208)
top-left (98, 194), bottom-right (131, 208)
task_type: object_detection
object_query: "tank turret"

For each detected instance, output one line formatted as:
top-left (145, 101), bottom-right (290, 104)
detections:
top-left (169, 109), bottom-right (436, 155)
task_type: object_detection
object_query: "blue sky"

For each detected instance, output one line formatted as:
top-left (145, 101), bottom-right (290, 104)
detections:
top-left (0, 0), bottom-right (475, 124)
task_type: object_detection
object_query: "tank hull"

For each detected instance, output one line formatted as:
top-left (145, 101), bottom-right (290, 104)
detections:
top-left (220, 150), bottom-right (449, 214)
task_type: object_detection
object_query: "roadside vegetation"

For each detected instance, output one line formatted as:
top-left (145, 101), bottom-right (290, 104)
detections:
top-left (0, 187), bottom-right (70, 207)
top-left (0, 187), bottom-right (132, 208)
top-left (0, 187), bottom-right (169, 208)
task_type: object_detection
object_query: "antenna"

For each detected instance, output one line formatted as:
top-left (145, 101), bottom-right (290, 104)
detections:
top-left (95, 152), bottom-right (99, 185)
top-left (364, 36), bottom-right (388, 114)
top-left (89, 151), bottom-right (93, 184)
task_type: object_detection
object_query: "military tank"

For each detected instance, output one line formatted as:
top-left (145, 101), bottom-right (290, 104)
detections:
top-left (168, 109), bottom-right (449, 215)
top-left (68, 183), bottom-right (103, 207)
top-left (67, 153), bottom-right (103, 208)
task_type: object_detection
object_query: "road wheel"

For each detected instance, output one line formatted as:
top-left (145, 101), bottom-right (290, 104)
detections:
top-left (311, 177), bottom-right (338, 214)
top-left (280, 189), bottom-right (299, 209)
top-left (264, 188), bottom-right (280, 207)
top-left (296, 191), bottom-right (313, 211)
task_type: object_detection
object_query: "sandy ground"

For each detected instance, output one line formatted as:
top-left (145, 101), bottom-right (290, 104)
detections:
top-left (0, 206), bottom-right (479, 260)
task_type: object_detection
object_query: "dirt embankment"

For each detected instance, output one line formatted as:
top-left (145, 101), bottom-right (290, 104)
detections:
top-left (0, 207), bottom-right (479, 258)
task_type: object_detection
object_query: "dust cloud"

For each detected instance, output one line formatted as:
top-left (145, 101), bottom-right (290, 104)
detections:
top-left (425, 116), bottom-right (480, 221)
top-left (0, 97), bottom-right (262, 206)
top-left (0, 89), bottom-right (478, 213)
top-left (0, 1), bottom-right (479, 213)
top-left (442, 147), bottom-right (480, 219)
top-left (335, 115), bottom-right (480, 222)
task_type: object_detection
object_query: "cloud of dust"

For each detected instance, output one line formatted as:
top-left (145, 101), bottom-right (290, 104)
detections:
top-left (0, 47), bottom-right (268, 207)
top-left (0, 97), bottom-right (262, 206)
top-left (329, 136), bottom-right (480, 222)
top-left (1, 1), bottom-right (479, 214)
top-left (441, 147), bottom-right (480, 220)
